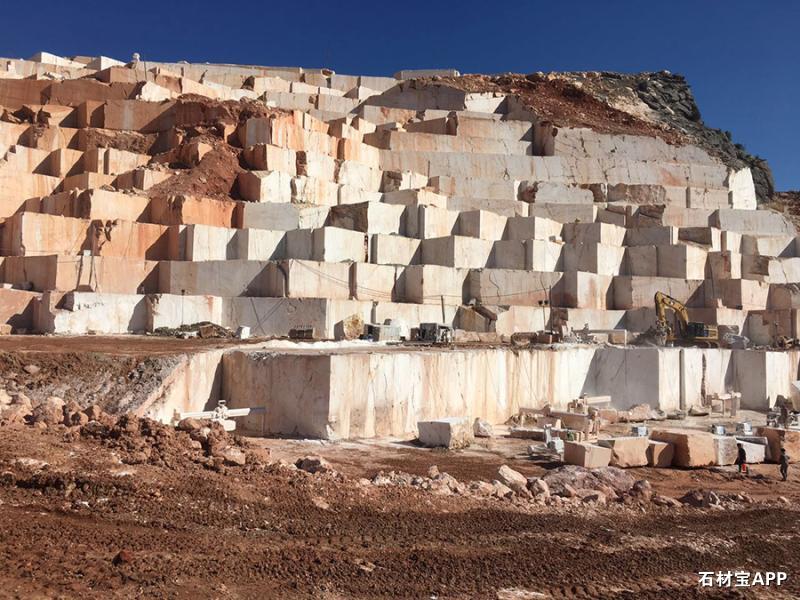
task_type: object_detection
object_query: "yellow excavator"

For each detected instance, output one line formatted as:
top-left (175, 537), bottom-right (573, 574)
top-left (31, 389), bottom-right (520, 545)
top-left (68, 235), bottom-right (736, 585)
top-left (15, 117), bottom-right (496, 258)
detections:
top-left (654, 291), bottom-right (720, 348)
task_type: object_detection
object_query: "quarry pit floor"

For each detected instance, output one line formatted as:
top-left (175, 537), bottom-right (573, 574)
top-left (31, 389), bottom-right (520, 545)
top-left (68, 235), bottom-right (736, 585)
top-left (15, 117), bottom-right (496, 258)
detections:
top-left (1, 423), bottom-right (799, 599)
top-left (2, 336), bottom-right (800, 598)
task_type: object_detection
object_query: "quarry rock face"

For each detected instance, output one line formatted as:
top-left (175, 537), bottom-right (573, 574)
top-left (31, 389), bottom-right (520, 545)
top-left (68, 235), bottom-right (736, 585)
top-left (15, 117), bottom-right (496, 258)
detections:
top-left (0, 52), bottom-right (798, 440)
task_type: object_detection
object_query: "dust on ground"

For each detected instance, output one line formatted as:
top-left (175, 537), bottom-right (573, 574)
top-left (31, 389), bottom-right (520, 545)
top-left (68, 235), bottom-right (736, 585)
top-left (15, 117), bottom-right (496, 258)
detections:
top-left (1, 419), bottom-right (799, 599)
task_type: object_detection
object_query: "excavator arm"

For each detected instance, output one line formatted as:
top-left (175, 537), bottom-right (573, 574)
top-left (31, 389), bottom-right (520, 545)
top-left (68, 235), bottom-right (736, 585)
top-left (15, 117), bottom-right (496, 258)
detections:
top-left (653, 291), bottom-right (719, 347)
top-left (654, 291), bottom-right (689, 336)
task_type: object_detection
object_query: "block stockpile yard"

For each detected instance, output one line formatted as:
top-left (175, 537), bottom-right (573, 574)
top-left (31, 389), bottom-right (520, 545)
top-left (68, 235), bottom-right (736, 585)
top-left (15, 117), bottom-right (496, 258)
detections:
top-left (1, 52), bottom-right (799, 598)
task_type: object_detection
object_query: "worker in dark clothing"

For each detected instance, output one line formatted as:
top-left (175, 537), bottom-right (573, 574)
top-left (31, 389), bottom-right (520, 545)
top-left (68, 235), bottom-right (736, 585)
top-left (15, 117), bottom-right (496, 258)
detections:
top-left (735, 443), bottom-right (748, 475)
top-left (780, 448), bottom-right (789, 482)
top-left (780, 403), bottom-right (790, 429)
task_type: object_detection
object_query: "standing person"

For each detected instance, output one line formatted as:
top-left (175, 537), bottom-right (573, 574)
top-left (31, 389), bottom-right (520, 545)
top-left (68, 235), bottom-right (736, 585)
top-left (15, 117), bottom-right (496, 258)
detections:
top-left (780, 402), bottom-right (790, 429)
top-left (780, 448), bottom-right (790, 482)
top-left (735, 443), bottom-right (748, 475)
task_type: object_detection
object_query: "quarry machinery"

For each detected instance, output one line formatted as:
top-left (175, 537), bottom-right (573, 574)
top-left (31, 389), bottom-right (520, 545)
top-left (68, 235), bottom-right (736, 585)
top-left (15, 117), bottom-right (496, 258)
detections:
top-left (654, 291), bottom-right (719, 348)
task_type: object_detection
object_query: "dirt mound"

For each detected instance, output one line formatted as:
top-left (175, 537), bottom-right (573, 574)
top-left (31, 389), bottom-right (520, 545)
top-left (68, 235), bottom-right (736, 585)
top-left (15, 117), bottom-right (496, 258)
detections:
top-left (174, 94), bottom-right (284, 130)
top-left (81, 127), bottom-right (161, 154)
top-left (765, 190), bottom-right (800, 232)
top-left (0, 351), bottom-right (180, 414)
top-left (146, 140), bottom-right (244, 201)
top-left (79, 414), bottom-right (264, 470)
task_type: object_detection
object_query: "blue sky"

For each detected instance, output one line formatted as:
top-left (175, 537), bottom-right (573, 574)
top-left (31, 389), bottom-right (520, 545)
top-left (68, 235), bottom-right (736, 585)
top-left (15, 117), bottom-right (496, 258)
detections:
top-left (2, 0), bottom-right (797, 189)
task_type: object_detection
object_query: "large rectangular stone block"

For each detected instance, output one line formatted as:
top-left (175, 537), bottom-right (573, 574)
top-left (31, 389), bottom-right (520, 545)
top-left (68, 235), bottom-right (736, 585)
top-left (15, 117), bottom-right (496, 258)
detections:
top-left (755, 427), bottom-right (800, 464)
top-left (646, 440), bottom-right (674, 467)
top-left (417, 417), bottom-right (473, 449)
top-left (457, 210), bottom-right (508, 241)
top-left (598, 436), bottom-right (648, 467)
top-left (241, 202), bottom-right (329, 231)
top-left (504, 215), bottom-right (562, 241)
top-left (326, 202), bottom-right (405, 235)
top-left (421, 236), bottom-right (494, 269)
top-left (370, 234), bottom-right (421, 265)
top-left (285, 227), bottom-right (367, 263)
top-left (159, 260), bottom-right (269, 297)
top-left (563, 441), bottom-right (612, 468)
top-left (404, 205), bottom-right (459, 239)
top-left (350, 263), bottom-right (404, 302)
top-left (657, 245), bottom-right (708, 279)
top-left (403, 265), bottom-right (468, 305)
top-left (563, 222), bottom-right (625, 247)
top-left (561, 272), bottom-right (613, 309)
top-left (650, 429), bottom-right (715, 467)
top-left (264, 260), bottom-right (352, 299)
top-left (237, 170), bottom-right (293, 203)
top-left (564, 243), bottom-right (625, 276)
top-left (467, 270), bottom-right (562, 306)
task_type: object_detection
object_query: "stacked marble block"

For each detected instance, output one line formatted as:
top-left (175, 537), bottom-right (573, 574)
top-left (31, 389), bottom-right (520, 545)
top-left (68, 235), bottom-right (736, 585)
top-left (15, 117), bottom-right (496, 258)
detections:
top-left (0, 52), bottom-right (797, 344)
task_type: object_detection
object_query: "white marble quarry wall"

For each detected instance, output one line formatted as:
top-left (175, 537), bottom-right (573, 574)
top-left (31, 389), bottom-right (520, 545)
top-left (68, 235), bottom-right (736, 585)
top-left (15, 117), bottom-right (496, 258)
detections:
top-left (222, 345), bottom-right (800, 439)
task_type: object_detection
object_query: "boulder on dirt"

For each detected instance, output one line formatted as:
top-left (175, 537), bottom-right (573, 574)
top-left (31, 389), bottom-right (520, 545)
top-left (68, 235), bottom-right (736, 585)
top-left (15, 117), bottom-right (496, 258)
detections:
top-left (30, 397), bottom-right (65, 426)
top-left (619, 404), bottom-right (655, 422)
top-left (0, 390), bottom-right (11, 407)
top-left (579, 490), bottom-right (607, 505)
top-left (417, 417), bottom-right (473, 449)
top-left (680, 489), bottom-right (719, 508)
top-left (469, 481), bottom-right (496, 496)
top-left (0, 403), bottom-right (32, 425)
top-left (83, 404), bottom-right (112, 424)
top-left (597, 436), bottom-right (648, 468)
top-left (295, 455), bottom-right (334, 474)
top-left (492, 480), bottom-right (514, 499)
top-left (23, 364), bottom-right (41, 375)
top-left (527, 477), bottom-right (550, 500)
top-left (473, 418), bottom-right (493, 438)
top-left (630, 479), bottom-right (653, 501)
top-left (652, 494), bottom-right (681, 508)
top-left (177, 417), bottom-right (205, 432)
top-left (688, 405), bottom-right (710, 417)
top-left (497, 465), bottom-right (531, 497)
top-left (650, 429), bottom-right (715, 468)
top-left (112, 550), bottom-right (133, 566)
top-left (221, 447), bottom-right (247, 467)
top-left (543, 465), bottom-right (636, 497)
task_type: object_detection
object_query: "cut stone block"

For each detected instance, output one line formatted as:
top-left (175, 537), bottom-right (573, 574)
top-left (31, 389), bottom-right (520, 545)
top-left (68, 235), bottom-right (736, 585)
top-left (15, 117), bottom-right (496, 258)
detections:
top-left (736, 435), bottom-right (769, 460)
top-left (326, 202), bottom-right (405, 235)
top-left (417, 417), bottom-right (473, 449)
top-left (657, 245), bottom-right (708, 280)
top-left (238, 170), bottom-right (292, 203)
top-left (457, 210), bottom-right (508, 241)
top-left (598, 436), bottom-right (648, 467)
top-left (713, 435), bottom-right (738, 466)
top-left (403, 265), bottom-right (468, 305)
top-left (650, 429), bottom-right (715, 468)
top-left (421, 236), bottom-right (493, 269)
top-left (646, 440), bottom-right (674, 467)
top-left (564, 243), bottom-right (625, 276)
top-left (563, 441), bottom-right (612, 469)
top-left (370, 234), bottom-right (421, 266)
top-left (504, 215), bottom-right (562, 241)
top-left (755, 427), bottom-right (800, 464)
top-left (563, 222), bottom-right (625, 247)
